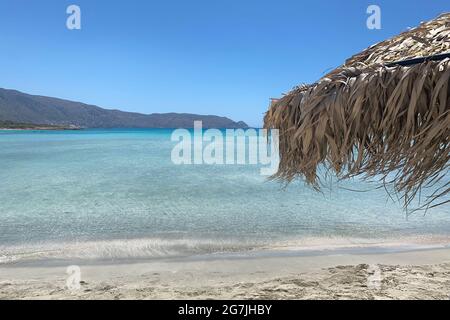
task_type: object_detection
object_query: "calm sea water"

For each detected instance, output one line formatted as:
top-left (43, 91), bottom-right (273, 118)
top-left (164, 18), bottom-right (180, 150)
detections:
top-left (0, 129), bottom-right (449, 264)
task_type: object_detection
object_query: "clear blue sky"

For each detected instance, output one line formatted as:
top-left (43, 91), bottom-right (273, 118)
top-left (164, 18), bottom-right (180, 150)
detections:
top-left (0, 0), bottom-right (448, 127)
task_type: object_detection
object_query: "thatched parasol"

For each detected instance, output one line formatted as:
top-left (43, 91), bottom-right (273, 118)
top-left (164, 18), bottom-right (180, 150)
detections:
top-left (264, 13), bottom-right (450, 209)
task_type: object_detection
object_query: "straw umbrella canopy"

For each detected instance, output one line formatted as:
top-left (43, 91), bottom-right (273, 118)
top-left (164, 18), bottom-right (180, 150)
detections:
top-left (264, 13), bottom-right (450, 209)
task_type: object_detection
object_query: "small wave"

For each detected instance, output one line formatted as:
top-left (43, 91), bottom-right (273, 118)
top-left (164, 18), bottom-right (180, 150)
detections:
top-left (0, 238), bottom-right (260, 265)
top-left (2, 235), bottom-right (450, 265)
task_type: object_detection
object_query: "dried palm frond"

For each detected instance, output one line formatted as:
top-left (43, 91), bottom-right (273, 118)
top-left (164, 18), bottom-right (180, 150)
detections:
top-left (264, 13), bottom-right (450, 209)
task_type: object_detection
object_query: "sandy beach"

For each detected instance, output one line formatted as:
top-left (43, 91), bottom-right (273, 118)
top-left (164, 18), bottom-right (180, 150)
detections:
top-left (1, 247), bottom-right (449, 300)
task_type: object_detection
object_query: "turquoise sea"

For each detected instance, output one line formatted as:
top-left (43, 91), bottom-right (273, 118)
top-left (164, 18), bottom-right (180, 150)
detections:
top-left (0, 129), bottom-right (449, 265)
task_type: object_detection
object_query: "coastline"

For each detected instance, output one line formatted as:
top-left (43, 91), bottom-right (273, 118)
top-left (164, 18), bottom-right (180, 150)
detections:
top-left (1, 246), bottom-right (450, 300)
top-left (0, 121), bottom-right (81, 131)
top-left (0, 127), bottom-right (81, 131)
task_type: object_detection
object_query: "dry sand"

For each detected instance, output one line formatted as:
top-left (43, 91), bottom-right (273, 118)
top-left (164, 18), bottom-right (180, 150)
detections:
top-left (1, 248), bottom-right (450, 300)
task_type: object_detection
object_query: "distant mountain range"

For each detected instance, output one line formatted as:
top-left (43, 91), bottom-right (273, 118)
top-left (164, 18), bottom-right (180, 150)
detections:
top-left (0, 88), bottom-right (248, 129)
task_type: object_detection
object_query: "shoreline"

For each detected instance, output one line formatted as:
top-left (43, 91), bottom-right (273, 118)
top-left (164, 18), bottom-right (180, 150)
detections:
top-left (0, 121), bottom-right (82, 131)
top-left (2, 235), bottom-right (450, 268)
top-left (1, 246), bottom-right (450, 299)
top-left (0, 127), bottom-right (82, 131)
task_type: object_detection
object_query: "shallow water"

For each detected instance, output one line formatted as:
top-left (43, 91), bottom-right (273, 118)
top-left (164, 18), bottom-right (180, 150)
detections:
top-left (0, 129), bottom-right (449, 264)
